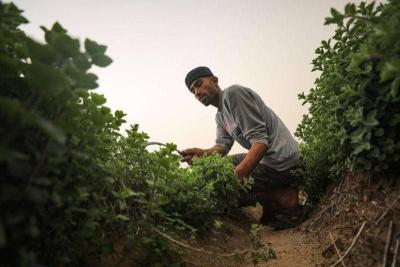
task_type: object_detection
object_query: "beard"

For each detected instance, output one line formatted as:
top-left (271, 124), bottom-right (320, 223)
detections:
top-left (200, 95), bottom-right (211, 106)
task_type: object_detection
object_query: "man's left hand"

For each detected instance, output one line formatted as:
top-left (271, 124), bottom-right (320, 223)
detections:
top-left (234, 164), bottom-right (248, 183)
top-left (234, 142), bottom-right (268, 182)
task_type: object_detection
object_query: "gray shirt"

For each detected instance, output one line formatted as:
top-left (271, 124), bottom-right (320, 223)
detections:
top-left (215, 85), bottom-right (300, 171)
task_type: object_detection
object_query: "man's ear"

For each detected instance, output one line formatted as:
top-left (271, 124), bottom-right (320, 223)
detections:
top-left (212, 76), bottom-right (218, 84)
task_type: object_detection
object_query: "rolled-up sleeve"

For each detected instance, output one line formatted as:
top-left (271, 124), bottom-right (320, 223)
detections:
top-left (224, 87), bottom-right (269, 147)
top-left (215, 116), bottom-right (234, 153)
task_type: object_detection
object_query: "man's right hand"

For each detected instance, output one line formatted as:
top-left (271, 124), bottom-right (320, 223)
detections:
top-left (180, 148), bottom-right (205, 164)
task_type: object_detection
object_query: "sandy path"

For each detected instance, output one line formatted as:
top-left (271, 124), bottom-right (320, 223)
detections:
top-left (243, 207), bottom-right (325, 267)
top-left (260, 227), bottom-right (324, 267)
top-left (181, 206), bottom-right (326, 267)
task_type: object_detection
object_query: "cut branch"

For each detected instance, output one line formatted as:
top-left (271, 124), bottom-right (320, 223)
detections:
top-left (329, 232), bottom-right (346, 267)
top-left (330, 221), bottom-right (367, 267)
top-left (391, 237), bottom-right (399, 267)
top-left (153, 228), bottom-right (249, 257)
top-left (382, 221), bottom-right (393, 267)
top-left (374, 195), bottom-right (400, 226)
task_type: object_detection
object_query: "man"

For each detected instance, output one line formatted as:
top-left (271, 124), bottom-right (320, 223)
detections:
top-left (181, 66), bottom-right (304, 229)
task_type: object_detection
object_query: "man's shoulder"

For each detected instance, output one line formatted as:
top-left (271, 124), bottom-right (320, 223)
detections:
top-left (223, 84), bottom-right (258, 101)
top-left (224, 84), bottom-right (246, 94)
top-left (223, 84), bottom-right (249, 98)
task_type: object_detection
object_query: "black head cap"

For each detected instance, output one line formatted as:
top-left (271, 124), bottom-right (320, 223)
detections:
top-left (185, 66), bottom-right (214, 90)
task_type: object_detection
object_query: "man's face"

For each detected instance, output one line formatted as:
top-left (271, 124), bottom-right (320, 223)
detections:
top-left (189, 76), bottom-right (219, 106)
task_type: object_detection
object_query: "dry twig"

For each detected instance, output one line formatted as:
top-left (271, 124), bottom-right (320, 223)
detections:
top-left (391, 237), bottom-right (399, 267)
top-left (153, 228), bottom-right (249, 257)
top-left (309, 206), bottom-right (331, 228)
top-left (372, 219), bottom-right (386, 239)
top-left (330, 221), bottom-right (367, 267)
top-left (374, 195), bottom-right (400, 226)
top-left (329, 232), bottom-right (346, 267)
top-left (382, 221), bottom-right (393, 267)
top-left (332, 225), bottom-right (354, 231)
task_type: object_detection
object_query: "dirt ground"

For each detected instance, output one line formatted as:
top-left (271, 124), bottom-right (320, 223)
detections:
top-left (184, 174), bottom-right (400, 267)
top-left (183, 206), bottom-right (327, 267)
top-left (259, 227), bottom-right (324, 267)
top-left (300, 173), bottom-right (400, 267)
top-left (245, 207), bottom-right (326, 267)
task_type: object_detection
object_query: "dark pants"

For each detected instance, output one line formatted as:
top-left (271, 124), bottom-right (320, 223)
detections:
top-left (232, 153), bottom-right (297, 207)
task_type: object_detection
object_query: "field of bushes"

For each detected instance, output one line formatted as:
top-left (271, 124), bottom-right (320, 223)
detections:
top-left (1, 1), bottom-right (399, 266)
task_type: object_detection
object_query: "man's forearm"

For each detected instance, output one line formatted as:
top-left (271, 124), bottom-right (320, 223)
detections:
top-left (204, 145), bottom-right (227, 156)
top-left (235, 142), bottom-right (267, 179)
top-left (181, 145), bottom-right (226, 164)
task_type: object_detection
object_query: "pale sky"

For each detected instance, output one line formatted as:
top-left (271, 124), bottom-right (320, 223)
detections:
top-left (15, 0), bottom-right (373, 155)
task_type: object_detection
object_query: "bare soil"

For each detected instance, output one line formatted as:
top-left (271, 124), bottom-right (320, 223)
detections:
top-left (184, 173), bottom-right (400, 267)
top-left (183, 206), bottom-right (327, 267)
top-left (300, 173), bottom-right (400, 267)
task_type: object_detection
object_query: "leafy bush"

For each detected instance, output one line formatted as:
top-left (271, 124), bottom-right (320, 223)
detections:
top-left (0, 3), bottom-right (250, 266)
top-left (164, 153), bottom-right (252, 231)
top-left (296, 0), bottom-right (400, 201)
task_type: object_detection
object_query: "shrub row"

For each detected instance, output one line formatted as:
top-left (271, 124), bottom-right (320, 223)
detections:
top-left (296, 1), bottom-right (400, 201)
top-left (0, 3), bottom-right (250, 266)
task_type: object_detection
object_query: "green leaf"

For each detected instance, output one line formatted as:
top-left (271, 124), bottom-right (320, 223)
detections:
top-left (76, 88), bottom-right (90, 98)
top-left (391, 77), bottom-right (400, 98)
top-left (324, 17), bottom-right (336, 25)
top-left (73, 54), bottom-right (91, 71)
top-left (53, 34), bottom-right (80, 57)
top-left (91, 54), bottom-right (113, 67)
top-left (65, 66), bottom-right (98, 89)
top-left (366, 2), bottom-right (375, 14)
top-left (100, 106), bottom-right (111, 115)
top-left (26, 61), bottom-right (70, 93)
top-left (350, 127), bottom-right (366, 143)
top-left (26, 38), bottom-right (57, 64)
top-left (344, 3), bottom-right (356, 16)
top-left (1, 3), bottom-right (29, 26)
top-left (119, 187), bottom-right (141, 199)
top-left (115, 214), bottom-right (130, 221)
top-left (35, 116), bottom-right (66, 144)
top-left (346, 106), bottom-right (363, 126)
top-left (78, 73), bottom-right (98, 89)
top-left (158, 194), bottom-right (170, 205)
top-left (364, 109), bottom-right (379, 126)
top-left (115, 110), bottom-right (126, 119)
top-left (325, 8), bottom-right (344, 26)
top-left (84, 38), bottom-right (107, 55)
top-left (91, 93), bottom-right (107, 106)
top-left (380, 59), bottom-right (400, 82)
top-left (51, 22), bottom-right (67, 33)
top-left (353, 142), bottom-right (371, 155)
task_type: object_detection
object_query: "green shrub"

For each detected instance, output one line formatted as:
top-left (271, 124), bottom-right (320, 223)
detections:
top-left (296, 0), bottom-right (400, 201)
top-left (164, 153), bottom-right (253, 231)
top-left (0, 3), bottom-right (251, 266)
